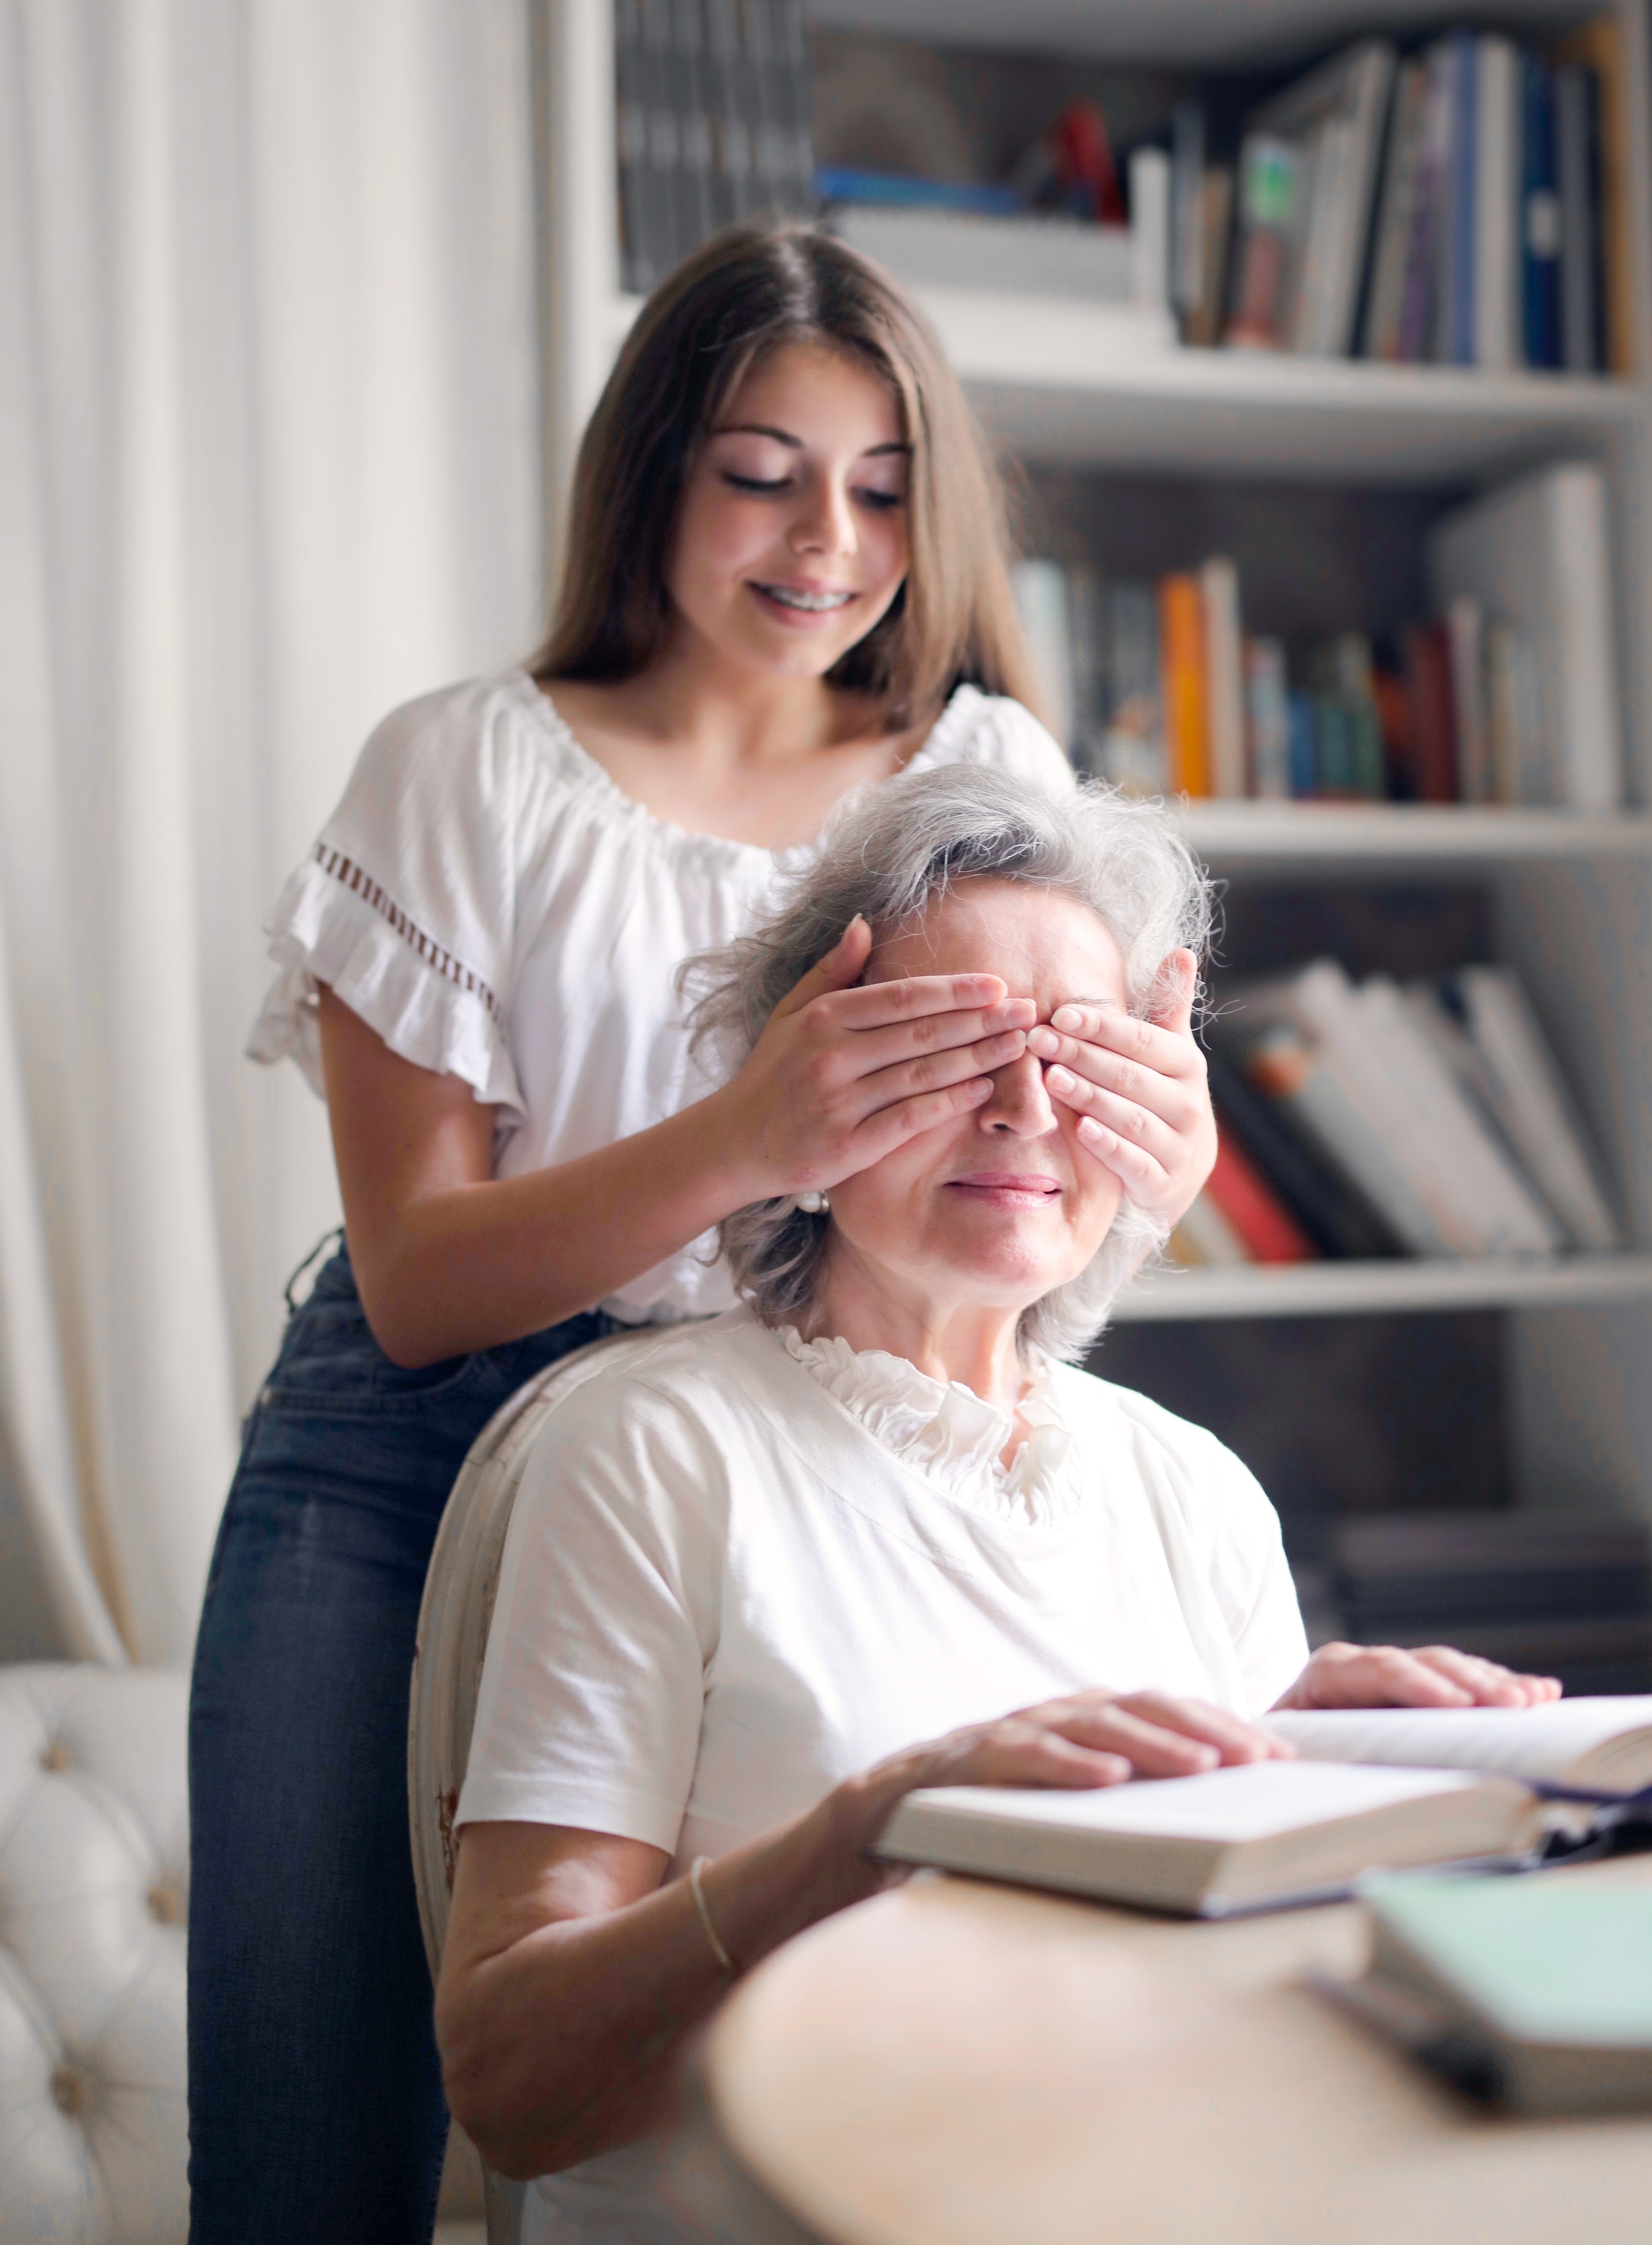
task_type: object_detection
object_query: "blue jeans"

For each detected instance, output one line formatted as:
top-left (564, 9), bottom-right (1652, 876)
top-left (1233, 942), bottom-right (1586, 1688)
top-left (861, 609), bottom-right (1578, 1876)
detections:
top-left (187, 1240), bottom-right (618, 2245)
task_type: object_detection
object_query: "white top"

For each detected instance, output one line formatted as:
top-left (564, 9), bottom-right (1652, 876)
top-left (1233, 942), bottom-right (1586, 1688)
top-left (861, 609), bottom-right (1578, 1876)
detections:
top-left (248, 669), bottom-right (1073, 1320)
top-left (457, 1308), bottom-right (1309, 2245)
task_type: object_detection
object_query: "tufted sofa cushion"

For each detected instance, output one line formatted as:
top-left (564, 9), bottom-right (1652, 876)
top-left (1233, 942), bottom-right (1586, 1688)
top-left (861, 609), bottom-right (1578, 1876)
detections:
top-left (0, 1663), bottom-right (188, 2245)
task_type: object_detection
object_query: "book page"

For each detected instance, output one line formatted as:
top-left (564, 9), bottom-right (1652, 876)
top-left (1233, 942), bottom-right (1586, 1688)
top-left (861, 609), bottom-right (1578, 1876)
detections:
top-left (1269, 1697), bottom-right (1652, 1788)
top-left (899, 1762), bottom-right (1485, 1847)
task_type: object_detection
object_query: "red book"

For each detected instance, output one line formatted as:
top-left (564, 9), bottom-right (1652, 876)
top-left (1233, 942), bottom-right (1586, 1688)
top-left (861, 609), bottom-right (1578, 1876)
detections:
top-left (1203, 1131), bottom-right (1316, 1263)
top-left (1400, 622), bottom-right (1460, 802)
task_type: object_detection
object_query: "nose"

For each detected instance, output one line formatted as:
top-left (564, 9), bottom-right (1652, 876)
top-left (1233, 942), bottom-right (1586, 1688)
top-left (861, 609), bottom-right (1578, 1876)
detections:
top-left (789, 471), bottom-right (856, 560)
top-left (979, 1049), bottom-right (1058, 1137)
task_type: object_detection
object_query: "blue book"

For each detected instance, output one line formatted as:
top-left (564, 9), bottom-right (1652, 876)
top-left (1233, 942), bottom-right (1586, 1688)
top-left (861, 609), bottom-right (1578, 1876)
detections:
top-left (814, 167), bottom-right (1022, 216)
top-left (1287, 693), bottom-right (1319, 797)
top-left (1522, 58), bottom-right (1561, 368)
top-left (1446, 31), bottom-right (1478, 364)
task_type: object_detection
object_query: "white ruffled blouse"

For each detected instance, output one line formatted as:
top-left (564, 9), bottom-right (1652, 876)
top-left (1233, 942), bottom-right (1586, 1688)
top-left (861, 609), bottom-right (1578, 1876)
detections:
top-left (779, 1328), bottom-right (1084, 1528)
top-left (247, 669), bottom-right (1073, 1322)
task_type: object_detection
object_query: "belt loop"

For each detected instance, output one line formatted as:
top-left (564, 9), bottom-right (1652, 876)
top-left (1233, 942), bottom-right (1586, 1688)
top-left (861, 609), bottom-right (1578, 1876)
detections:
top-left (282, 1227), bottom-right (345, 1317)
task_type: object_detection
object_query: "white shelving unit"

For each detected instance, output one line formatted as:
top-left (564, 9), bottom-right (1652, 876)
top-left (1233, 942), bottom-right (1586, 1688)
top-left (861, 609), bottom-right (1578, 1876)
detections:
top-left (541, 0), bottom-right (1652, 1518)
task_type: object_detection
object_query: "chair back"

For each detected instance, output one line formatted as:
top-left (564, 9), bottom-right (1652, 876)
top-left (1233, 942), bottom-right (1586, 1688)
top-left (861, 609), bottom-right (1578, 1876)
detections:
top-left (408, 1327), bottom-right (664, 2245)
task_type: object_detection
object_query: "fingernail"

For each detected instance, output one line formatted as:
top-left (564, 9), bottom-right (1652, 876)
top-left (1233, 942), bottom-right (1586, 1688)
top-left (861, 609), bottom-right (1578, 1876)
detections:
top-left (1051, 1006), bottom-right (1084, 1031)
top-left (1026, 1026), bottom-right (1058, 1056)
top-left (1047, 1066), bottom-right (1075, 1093)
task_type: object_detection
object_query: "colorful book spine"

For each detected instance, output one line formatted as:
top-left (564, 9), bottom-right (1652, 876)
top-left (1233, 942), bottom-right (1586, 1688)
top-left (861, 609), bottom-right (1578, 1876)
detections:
top-left (1522, 57), bottom-right (1562, 369)
top-left (1200, 558), bottom-right (1246, 799)
top-left (1159, 574), bottom-right (1211, 798)
top-left (1205, 1134), bottom-right (1318, 1263)
top-left (1245, 638), bottom-right (1291, 798)
top-left (1400, 623), bottom-right (1459, 803)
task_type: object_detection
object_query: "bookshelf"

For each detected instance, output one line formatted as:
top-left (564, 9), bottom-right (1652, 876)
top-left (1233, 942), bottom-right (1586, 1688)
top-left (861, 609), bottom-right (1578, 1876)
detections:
top-left (540, 0), bottom-right (1652, 1530)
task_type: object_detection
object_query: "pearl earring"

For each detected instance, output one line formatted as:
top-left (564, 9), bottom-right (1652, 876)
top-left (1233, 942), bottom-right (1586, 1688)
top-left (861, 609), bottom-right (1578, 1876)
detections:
top-left (795, 1189), bottom-right (829, 1214)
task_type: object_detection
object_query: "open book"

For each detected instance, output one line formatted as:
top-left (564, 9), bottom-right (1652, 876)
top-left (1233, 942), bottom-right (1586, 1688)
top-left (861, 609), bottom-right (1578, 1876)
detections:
top-left (872, 1760), bottom-right (1542, 1918)
top-left (872, 1699), bottom-right (1652, 1918)
top-left (1267, 1696), bottom-right (1652, 1795)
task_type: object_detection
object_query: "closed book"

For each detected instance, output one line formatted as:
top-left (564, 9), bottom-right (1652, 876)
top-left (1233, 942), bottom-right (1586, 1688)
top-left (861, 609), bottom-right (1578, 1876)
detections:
top-left (1200, 557), bottom-right (1246, 799)
top-left (1224, 135), bottom-right (1300, 348)
top-left (1521, 57), bottom-right (1562, 369)
top-left (615, 0), bottom-right (664, 293)
top-left (1128, 146), bottom-right (1172, 315)
top-left (1159, 574), bottom-right (1211, 798)
top-left (1432, 31), bottom-right (1478, 364)
top-left (1395, 45), bottom-right (1454, 361)
top-left (1362, 58), bottom-right (1429, 359)
top-left (1099, 581), bottom-right (1166, 796)
top-left (1249, 39), bottom-right (1396, 357)
top-left (1348, 1877), bottom-right (1652, 2116)
top-left (1452, 964), bottom-right (1621, 1250)
top-left (1245, 1023), bottom-right (1451, 1256)
top-left (1444, 595), bottom-right (1489, 803)
top-left (1170, 101), bottom-right (1206, 327)
top-left (1286, 692), bottom-right (1318, 797)
top-left (1473, 35), bottom-right (1521, 368)
top-left (1207, 1046), bottom-right (1401, 1259)
top-left (1204, 1132), bottom-right (1316, 1263)
top-left (1297, 964), bottom-right (1561, 1255)
top-left (872, 1761), bottom-right (1540, 1919)
top-left (1244, 636), bottom-right (1291, 798)
top-left (1484, 618), bottom-right (1544, 803)
top-left (1556, 64), bottom-right (1604, 373)
top-left (1186, 164), bottom-right (1234, 348)
top-left (1556, 13), bottom-right (1636, 374)
top-left (1429, 463), bottom-right (1622, 811)
top-left (1400, 620), bottom-right (1459, 801)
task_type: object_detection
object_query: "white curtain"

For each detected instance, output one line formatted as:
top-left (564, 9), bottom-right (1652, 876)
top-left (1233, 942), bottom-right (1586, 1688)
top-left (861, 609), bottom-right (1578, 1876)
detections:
top-left (1, 0), bottom-right (544, 1664)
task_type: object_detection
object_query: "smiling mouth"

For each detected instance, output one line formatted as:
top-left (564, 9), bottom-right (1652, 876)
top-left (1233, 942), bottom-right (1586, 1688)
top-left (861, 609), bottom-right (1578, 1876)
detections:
top-left (946, 1173), bottom-right (1062, 1203)
top-left (751, 583), bottom-right (856, 612)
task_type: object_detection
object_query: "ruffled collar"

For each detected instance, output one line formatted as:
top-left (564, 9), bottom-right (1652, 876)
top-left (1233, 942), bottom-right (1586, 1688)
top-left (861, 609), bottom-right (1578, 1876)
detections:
top-left (777, 1327), bottom-right (1083, 1528)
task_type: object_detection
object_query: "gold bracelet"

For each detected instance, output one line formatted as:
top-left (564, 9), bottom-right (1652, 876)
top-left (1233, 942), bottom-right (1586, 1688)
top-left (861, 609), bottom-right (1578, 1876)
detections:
top-left (689, 1855), bottom-right (737, 1975)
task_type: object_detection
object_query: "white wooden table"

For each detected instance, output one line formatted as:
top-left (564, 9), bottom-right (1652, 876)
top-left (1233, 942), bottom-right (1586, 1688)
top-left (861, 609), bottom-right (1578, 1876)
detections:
top-left (670, 1855), bottom-right (1652, 2245)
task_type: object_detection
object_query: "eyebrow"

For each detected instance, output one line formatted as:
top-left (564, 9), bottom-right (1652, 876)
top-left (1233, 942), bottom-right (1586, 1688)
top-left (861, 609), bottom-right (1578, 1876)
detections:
top-left (713, 422), bottom-right (910, 458)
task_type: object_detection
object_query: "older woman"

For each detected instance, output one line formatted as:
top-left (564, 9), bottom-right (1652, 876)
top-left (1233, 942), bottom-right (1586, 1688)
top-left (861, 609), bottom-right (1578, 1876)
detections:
top-left (437, 766), bottom-right (1556, 2242)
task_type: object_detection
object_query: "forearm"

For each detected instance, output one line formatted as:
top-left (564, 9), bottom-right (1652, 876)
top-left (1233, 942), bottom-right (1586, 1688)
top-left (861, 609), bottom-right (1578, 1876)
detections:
top-left (351, 1091), bottom-right (755, 1365)
top-left (439, 1789), bottom-right (891, 2179)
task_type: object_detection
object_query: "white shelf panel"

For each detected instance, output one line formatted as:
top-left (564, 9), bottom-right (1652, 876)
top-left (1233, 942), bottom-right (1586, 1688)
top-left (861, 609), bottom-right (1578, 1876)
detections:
top-left (940, 304), bottom-right (1651, 481)
top-left (810, 0), bottom-right (1602, 66)
top-left (610, 289), bottom-right (1648, 482)
top-left (1176, 802), bottom-right (1652, 866)
top-left (1114, 1253), bottom-right (1652, 1323)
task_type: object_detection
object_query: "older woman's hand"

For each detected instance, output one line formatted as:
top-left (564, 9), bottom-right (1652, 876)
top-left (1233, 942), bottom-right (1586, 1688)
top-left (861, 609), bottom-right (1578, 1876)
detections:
top-left (1273, 1642), bottom-right (1563, 1711)
top-left (1024, 948), bottom-right (1216, 1230)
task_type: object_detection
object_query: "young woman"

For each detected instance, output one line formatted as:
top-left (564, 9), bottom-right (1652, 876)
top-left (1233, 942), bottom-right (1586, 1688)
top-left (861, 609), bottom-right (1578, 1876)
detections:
top-left (187, 225), bottom-right (1220, 2245)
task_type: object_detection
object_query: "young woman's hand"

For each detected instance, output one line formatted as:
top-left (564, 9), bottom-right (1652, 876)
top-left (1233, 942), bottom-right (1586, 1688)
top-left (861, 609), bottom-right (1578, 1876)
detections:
top-left (715, 914), bottom-right (1038, 1203)
top-left (1273, 1642), bottom-right (1563, 1711)
top-left (1024, 948), bottom-right (1216, 1229)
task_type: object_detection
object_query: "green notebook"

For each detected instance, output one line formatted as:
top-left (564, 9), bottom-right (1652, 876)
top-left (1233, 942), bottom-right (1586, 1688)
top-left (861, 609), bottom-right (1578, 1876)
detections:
top-left (1337, 1874), bottom-right (1652, 2113)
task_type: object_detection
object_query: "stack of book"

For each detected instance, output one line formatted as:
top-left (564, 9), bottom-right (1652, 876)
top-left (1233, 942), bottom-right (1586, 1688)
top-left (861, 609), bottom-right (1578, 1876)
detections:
top-left (1319, 1513), bottom-right (1652, 1696)
top-left (615, 0), bottom-right (815, 294)
top-left (1012, 460), bottom-right (1622, 811)
top-left (1178, 15), bottom-right (1633, 372)
top-left (1174, 958), bottom-right (1620, 1270)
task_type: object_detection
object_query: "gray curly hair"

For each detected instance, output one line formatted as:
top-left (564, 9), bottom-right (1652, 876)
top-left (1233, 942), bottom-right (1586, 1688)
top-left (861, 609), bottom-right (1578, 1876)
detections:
top-left (688, 763), bottom-right (1214, 1362)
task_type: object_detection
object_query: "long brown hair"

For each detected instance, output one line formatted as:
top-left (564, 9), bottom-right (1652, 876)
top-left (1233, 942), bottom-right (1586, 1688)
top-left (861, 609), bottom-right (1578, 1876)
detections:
top-left (530, 223), bottom-right (1045, 730)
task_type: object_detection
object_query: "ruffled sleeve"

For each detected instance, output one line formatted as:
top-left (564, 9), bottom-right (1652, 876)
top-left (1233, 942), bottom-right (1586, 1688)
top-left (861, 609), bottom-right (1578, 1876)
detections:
top-left (246, 676), bottom-right (529, 1122)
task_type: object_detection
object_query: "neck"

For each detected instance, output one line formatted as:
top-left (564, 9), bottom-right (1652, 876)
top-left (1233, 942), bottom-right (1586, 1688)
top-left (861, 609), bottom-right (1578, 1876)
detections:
top-left (807, 1243), bottom-right (1028, 1412)
top-left (622, 626), bottom-right (856, 765)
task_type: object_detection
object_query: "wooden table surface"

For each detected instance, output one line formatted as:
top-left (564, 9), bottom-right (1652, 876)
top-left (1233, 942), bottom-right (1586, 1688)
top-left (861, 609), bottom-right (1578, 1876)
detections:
top-left (678, 1856), bottom-right (1652, 2245)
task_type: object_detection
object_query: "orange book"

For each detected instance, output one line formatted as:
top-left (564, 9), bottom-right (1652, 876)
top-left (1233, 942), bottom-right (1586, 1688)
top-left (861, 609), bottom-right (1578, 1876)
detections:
top-left (1159, 573), bottom-right (1211, 797)
top-left (1203, 1131), bottom-right (1316, 1264)
top-left (1557, 15), bottom-right (1637, 375)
